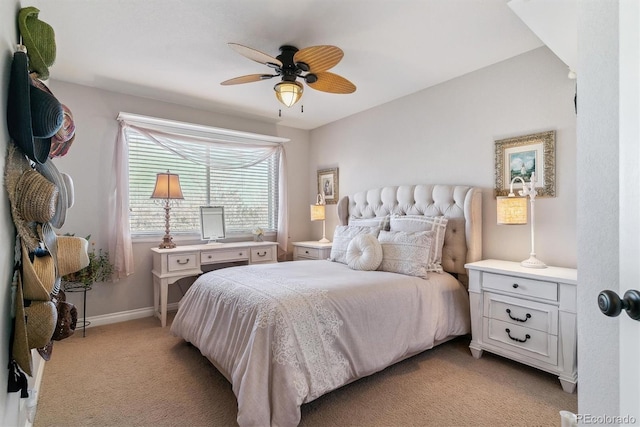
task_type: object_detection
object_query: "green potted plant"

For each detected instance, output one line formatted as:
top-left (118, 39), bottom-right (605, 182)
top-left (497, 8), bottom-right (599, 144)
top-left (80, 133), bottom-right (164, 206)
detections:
top-left (62, 235), bottom-right (114, 289)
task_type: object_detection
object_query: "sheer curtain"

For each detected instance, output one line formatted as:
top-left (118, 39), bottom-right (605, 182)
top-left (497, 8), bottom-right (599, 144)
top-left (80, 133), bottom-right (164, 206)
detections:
top-left (110, 113), bottom-right (290, 279)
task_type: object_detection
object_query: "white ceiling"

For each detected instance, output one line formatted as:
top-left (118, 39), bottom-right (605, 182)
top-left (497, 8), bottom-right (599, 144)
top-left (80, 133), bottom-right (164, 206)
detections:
top-left (27, 0), bottom-right (544, 130)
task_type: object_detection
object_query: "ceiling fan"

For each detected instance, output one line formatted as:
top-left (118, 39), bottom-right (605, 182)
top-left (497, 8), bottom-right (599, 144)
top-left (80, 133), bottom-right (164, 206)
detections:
top-left (221, 43), bottom-right (356, 108)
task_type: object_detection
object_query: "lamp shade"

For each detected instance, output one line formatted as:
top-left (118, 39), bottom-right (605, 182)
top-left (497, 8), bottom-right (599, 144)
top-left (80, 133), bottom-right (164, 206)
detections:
top-left (497, 196), bottom-right (527, 225)
top-left (274, 81), bottom-right (303, 107)
top-left (310, 204), bottom-right (325, 221)
top-left (150, 171), bottom-right (184, 200)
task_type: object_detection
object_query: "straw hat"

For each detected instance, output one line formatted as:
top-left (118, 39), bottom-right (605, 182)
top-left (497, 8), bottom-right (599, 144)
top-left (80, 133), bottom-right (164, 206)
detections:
top-left (21, 242), bottom-right (56, 301)
top-left (4, 145), bottom-right (39, 250)
top-left (13, 272), bottom-right (57, 377)
top-left (7, 49), bottom-right (63, 164)
top-left (35, 158), bottom-right (69, 229)
top-left (18, 7), bottom-right (56, 80)
top-left (56, 235), bottom-right (90, 277)
top-left (15, 169), bottom-right (57, 223)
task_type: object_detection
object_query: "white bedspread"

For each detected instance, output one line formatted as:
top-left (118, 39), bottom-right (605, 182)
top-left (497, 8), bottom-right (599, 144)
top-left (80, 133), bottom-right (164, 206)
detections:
top-left (171, 260), bottom-right (470, 427)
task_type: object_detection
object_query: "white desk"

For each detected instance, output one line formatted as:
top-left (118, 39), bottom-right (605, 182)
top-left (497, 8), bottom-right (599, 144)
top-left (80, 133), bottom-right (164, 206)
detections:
top-left (151, 241), bottom-right (278, 327)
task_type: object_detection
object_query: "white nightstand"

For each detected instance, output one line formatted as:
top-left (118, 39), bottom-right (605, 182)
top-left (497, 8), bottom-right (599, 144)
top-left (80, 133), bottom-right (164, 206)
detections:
top-left (465, 259), bottom-right (578, 393)
top-left (292, 241), bottom-right (332, 260)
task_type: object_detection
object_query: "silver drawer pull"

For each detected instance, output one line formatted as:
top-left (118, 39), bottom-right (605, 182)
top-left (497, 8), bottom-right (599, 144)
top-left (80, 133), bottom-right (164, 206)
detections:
top-left (505, 328), bottom-right (530, 343)
top-left (176, 258), bottom-right (190, 265)
top-left (506, 309), bottom-right (531, 323)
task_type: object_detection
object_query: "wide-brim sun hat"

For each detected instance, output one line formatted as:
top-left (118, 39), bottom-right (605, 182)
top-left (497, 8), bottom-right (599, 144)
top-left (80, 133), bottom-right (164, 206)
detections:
top-left (29, 75), bottom-right (76, 158)
top-left (7, 48), bottom-right (63, 164)
top-left (56, 235), bottom-right (90, 277)
top-left (35, 158), bottom-right (69, 229)
top-left (4, 144), bottom-right (41, 251)
top-left (18, 7), bottom-right (56, 80)
top-left (14, 169), bottom-right (57, 223)
top-left (21, 242), bottom-right (56, 301)
top-left (13, 272), bottom-right (57, 377)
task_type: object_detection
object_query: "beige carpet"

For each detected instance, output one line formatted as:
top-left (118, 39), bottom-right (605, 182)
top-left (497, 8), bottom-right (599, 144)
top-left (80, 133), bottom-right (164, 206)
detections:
top-left (34, 314), bottom-right (577, 427)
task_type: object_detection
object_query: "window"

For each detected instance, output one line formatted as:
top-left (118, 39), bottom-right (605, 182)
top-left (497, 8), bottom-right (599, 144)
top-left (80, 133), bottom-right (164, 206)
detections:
top-left (126, 126), bottom-right (280, 237)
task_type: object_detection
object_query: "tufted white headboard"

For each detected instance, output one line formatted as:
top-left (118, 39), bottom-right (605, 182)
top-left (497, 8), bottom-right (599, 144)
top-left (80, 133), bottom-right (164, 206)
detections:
top-left (337, 184), bottom-right (482, 283)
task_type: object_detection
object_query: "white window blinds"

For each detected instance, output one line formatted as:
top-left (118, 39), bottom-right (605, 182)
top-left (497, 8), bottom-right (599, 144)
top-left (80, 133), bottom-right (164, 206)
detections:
top-left (127, 128), bottom-right (280, 235)
top-left (110, 113), bottom-right (289, 279)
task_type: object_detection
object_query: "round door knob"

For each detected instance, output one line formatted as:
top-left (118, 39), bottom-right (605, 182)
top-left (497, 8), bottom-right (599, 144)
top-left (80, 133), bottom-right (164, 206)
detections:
top-left (598, 289), bottom-right (640, 320)
top-left (598, 290), bottom-right (623, 317)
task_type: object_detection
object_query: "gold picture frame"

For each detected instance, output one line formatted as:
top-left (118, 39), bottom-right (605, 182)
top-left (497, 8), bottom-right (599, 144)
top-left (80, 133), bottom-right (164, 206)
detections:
top-left (317, 168), bottom-right (339, 204)
top-left (494, 130), bottom-right (556, 197)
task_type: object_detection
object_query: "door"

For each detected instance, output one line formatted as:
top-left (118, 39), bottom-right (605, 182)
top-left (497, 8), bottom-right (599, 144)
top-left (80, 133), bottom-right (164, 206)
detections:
top-left (618, 0), bottom-right (640, 418)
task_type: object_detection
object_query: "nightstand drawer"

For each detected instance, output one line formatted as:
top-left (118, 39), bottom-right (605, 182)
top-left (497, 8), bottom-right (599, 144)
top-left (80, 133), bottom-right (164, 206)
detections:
top-left (295, 246), bottom-right (320, 259)
top-left (167, 253), bottom-right (198, 272)
top-left (250, 247), bottom-right (275, 263)
top-left (484, 293), bottom-right (558, 334)
top-left (483, 272), bottom-right (558, 301)
top-left (483, 318), bottom-right (558, 365)
top-left (201, 249), bottom-right (248, 264)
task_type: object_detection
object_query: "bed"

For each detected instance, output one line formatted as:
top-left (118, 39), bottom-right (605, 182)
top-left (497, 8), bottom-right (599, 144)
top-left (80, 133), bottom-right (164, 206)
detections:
top-left (171, 184), bottom-right (482, 426)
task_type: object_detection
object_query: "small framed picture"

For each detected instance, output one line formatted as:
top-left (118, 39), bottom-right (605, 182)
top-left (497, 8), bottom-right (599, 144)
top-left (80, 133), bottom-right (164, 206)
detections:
top-left (494, 131), bottom-right (556, 197)
top-left (317, 168), bottom-right (339, 204)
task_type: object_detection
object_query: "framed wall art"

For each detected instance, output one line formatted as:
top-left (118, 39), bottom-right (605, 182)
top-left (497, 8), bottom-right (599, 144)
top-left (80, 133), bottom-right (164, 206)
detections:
top-left (494, 130), bottom-right (556, 197)
top-left (317, 168), bottom-right (339, 204)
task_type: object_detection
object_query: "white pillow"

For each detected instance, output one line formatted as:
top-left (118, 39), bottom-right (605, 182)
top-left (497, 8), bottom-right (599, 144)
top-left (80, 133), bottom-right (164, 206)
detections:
top-left (330, 225), bottom-right (381, 264)
top-left (346, 233), bottom-right (383, 271)
top-left (378, 230), bottom-right (434, 278)
top-left (389, 215), bottom-right (448, 273)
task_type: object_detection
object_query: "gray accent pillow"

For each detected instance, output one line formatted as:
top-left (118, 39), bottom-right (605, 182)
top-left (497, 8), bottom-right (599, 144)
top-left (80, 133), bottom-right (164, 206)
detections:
top-left (389, 215), bottom-right (448, 273)
top-left (330, 225), bottom-right (381, 264)
top-left (378, 230), bottom-right (434, 278)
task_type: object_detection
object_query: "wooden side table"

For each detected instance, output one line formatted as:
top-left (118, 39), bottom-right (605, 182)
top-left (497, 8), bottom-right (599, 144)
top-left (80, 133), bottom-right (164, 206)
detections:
top-left (292, 241), bottom-right (333, 261)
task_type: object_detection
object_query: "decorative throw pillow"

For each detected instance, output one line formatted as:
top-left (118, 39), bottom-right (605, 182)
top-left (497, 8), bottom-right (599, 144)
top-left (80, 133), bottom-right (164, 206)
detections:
top-left (346, 233), bottom-right (383, 271)
top-left (349, 215), bottom-right (390, 231)
top-left (378, 230), bottom-right (434, 278)
top-left (389, 215), bottom-right (448, 273)
top-left (330, 225), bottom-right (381, 264)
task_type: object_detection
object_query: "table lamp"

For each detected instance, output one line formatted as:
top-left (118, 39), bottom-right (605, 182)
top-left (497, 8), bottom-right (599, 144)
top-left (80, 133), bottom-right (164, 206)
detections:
top-left (151, 170), bottom-right (184, 249)
top-left (310, 193), bottom-right (330, 243)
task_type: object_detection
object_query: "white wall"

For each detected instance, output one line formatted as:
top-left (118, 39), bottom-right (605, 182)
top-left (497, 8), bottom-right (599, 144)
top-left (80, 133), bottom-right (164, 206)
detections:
top-left (42, 81), bottom-right (311, 315)
top-left (310, 47), bottom-right (577, 268)
top-left (1, 1), bottom-right (25, 424)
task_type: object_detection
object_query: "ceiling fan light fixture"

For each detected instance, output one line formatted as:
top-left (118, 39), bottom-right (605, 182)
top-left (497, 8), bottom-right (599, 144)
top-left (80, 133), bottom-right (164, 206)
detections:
top-left (274, 81), bottom-right (303, 107)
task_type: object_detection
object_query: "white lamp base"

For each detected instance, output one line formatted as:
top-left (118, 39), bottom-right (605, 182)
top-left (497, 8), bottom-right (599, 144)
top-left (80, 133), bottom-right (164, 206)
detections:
top-left (520, 255), bottom-right (547, 269)
top-left (318, 237), bottom-right (330, 243)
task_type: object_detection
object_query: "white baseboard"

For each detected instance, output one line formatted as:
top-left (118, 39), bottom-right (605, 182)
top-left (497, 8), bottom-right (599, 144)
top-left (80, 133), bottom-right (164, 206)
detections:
top-left (81, 302), bottom-right (180, 329)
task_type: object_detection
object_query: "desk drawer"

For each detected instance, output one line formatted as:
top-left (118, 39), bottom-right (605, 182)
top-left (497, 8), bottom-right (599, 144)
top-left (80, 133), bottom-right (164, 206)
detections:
top-left (250, 247), bottom-right (275, 263)
top-left (484, 293), bottom-right (558, 334)
top-left (483, 318), bottom-right (558, 365)
top-left (483, 272), bottom-right (558, 301)
top-left (295, 246), bottom-right (320, 259)
top-left (201, 249), bottom-right (248, 264)
top-left (167, 253), bottom-right (197, 272)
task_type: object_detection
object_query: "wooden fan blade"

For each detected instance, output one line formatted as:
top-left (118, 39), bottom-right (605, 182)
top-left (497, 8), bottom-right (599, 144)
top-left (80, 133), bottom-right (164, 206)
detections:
top-left (220, 74), bottom-right (275, 85)
top-left (228, 43), bottom-right (283, 68)
top-left (294, 45), bottom-right (343, 72)
top-left (307, 72), bottom-right (356, 94)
